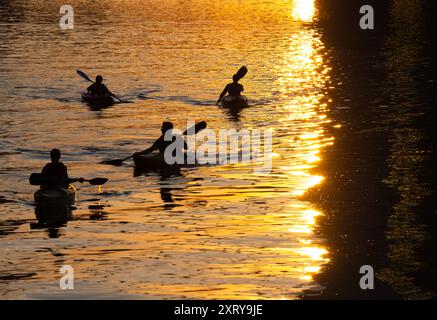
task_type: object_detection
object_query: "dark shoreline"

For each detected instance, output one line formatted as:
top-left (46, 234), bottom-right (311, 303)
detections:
top-left (302, 0), bottom-right (437, 299)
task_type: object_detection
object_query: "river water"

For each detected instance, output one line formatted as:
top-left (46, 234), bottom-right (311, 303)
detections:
top-left (1, 0), bottom-right (436, 299)
top-left (0, 0), bottom-right (333, 299)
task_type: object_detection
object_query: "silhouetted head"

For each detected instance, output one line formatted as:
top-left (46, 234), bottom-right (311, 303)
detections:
top-left (96, 75), bottom-right (103, 83)
top-left (232, 74), bottom-right (239, 83)
top-left (161, 121), bottom-right (173, 135)
top-left (50, 148), bottom-right (61, 163)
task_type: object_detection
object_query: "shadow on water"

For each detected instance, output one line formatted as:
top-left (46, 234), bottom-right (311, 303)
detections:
top-left (134, 167), bottom-right (184, 210)
top-left (88, 204), bottom-right (109, 220)
top-left (373, 0), bottom-right (437, 299)
top-left (84, 101), bottom-right (114, 112)
top-left (0, 1), bottom-right (25, 24)
top-left (29, 183), bottom-right (110, 238)
top-left (29, 202), bottom-right (110, 238)
top-left (165, 95), bottom-right (215, 106)
top-left (219, 104), bottom-right (252, 123)
top-left (302, 0), bottom-right (437, 299)
top-left (0, 220), bottom-right (23, 237)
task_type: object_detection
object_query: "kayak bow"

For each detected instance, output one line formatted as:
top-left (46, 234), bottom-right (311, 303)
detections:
top-left (221, 95), bottom-right (248, 108)
top-left (133, 152), bottom-right (198, 171)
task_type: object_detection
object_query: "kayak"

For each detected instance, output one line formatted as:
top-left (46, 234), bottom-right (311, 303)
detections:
top-left (133, 152), bottom-right (197, 171)
top-left (34, 185), bottom-right (76, 222)
top-left (221, 95), bottom-right (248, 108)
top-left (81, 93), bottom-right (114, 106)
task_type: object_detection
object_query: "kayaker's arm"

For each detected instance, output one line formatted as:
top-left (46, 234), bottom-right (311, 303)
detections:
top-left (87, 83), bottom-right (95, 92)
top-left (103, 85), bottom-right (114, 96)
top-left (135, 137), bottom-right (162, 156)
top-left (136, 147), bottom-right (154, 156)
top-left (216, 85), bottom-right (229, 105)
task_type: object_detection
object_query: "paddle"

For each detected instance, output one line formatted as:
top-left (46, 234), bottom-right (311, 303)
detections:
top-left (76, 69), bottom-right (93, 83)
top-left (234, 65), bottom-right (248, 81)
top-left (30, 173), bottom-right (108, 186)
top-left (101, 121), bottom-right (207, 166)
top-left (83, 177), bottom-right (109, 185)
top-left (76, 69), bottom-right (125, 103)
top-left (101, 154), bottom-right (134, 166)
top-left (183, 120), bottom-right (207, 135)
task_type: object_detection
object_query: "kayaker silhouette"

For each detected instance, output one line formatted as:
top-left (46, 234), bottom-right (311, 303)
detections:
top-left (32, 150), bottom-right (107, 227)
top-left (41, 149), bottom-right (84, 186)
top-left (87, 75), bottom-right (113, 96)
top-left (102, 120), bottom-right (206, 167)
top-left (133, 122), bottom-right (186, 159)
top-left (41, 149), bottom-right (68, 185)
top-left (216, 74), bottom-right (244, 105)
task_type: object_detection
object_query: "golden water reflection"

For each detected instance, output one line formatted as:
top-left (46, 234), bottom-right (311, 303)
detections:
top-left (277, 3), bottom-right (331, 289)
top-left (292, 0), bottom-right (316, 22)
top-left (0, 0), bottom-right (333, 299)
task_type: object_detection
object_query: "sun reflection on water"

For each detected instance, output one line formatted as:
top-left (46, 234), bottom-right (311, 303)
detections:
top-left (292, 0), bottom-right (316, 22)
top-left (0, 0), bottom-right (334, 300)
top-left (277, 0), bottom-right (331, 287)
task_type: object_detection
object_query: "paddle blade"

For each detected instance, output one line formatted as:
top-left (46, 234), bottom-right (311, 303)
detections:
top-left (110, 94), bottom-right (124, 103)
top-left (29, 173), bottom-right (44, 185)
top-left (234, 66), bottom-right (248, 81)
top-left (29, 173), bottom-right (63, 186)
top-left (101, 159), bottom-right (125, 166)
top-left (88, 178), bottom-right (108, 186)
top-left (77, 69), bottom-right (93, 83)
top-left (183, 121), bottom-right (207, 135)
